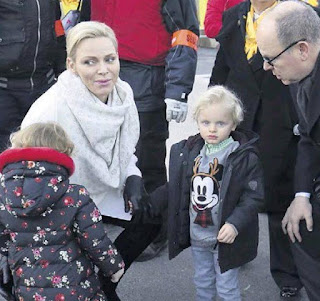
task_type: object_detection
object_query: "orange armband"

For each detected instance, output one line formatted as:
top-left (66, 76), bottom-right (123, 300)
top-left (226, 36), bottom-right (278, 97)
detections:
top-left (171, 30), bottom-right (198, 51)
top-left (55, 20), bottom-right (65, 37)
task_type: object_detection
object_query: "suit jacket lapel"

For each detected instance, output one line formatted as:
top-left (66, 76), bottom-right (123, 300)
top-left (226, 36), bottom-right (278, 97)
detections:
top-left (249, 51), bottom-right (264, 73)
top-left (235, 2), bottom-right (264, 82)
top-left (238, 2), bottom-right (264, 73)
top-left (217, 1), bottom-right (264, 90)
top-left (238, 1), bottom-right (248, 39)
top-left (306, 65), bottom-right (320, 132)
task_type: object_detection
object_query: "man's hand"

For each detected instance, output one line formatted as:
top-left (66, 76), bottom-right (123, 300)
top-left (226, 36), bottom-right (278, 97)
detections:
top-left (217, 223), bottom-right (238, 244)
top-left (282, 196), bottom-right (313, 243)
top-left (111, 268), bottom-right (124, 283)
top-left (165, 98), bottom-right (188, 123)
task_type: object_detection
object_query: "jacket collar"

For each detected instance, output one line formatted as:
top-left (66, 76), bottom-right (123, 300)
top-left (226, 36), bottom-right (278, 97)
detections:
top-left (186, 129), bottom-right (259, 152)
top-left (0, 147), bottom-right (75, 175)
top-left (305, 53), bottom-right (320, 131)
top-left (238, 0), bottom-right (251, 38)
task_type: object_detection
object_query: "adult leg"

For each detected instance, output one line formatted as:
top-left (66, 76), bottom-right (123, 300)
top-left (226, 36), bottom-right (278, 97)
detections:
top-left (16, 82), bottom-right (53, 122)
top-left (191, 246), bottom-right (216, 301)
top-left (113, 220), bottom-right (161, 267)
top-left (214, 251), bottom-right (241, 301)
top-left (268, 212), bottom-right (302, 291)
top-left (135, 108), bottom-right (169, 261)
top-left (290, 242), bottom-right (320, 301)
top-left (0, 83), bottom-right (53, 152)
top-left (135, 108), bottom-right (168, 193)
top-left (0, 89), bottom-right (20, 151)
top-left (100, 217), bottom-right (161, 300)
top-left (261, 131), bottom-right (301, 296)
top-left (290, 203), bottom-right (320, 301)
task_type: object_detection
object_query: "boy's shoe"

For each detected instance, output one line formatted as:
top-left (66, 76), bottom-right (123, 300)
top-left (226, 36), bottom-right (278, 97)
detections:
top-left (135, 240), bottom-right (168, 262)
top-left (280, 287), bottom-right (299, 298)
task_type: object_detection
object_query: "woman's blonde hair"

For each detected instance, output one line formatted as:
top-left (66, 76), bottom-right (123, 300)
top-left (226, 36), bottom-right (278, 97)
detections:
top-left (66, 21), bottom-right (118, 61)
top-left (193, 85), bottom-right (244, 126)
top-left (10, 123), bottom-right (74, 156)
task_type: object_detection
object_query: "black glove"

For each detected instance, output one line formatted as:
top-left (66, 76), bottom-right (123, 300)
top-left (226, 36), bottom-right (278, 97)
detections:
top-left (123, 175), bottom-right (145, 220)
top-left (140, 194), bottom-right (156, 223)
top-left (0, 254), bottom-right (14, 301)
top-left (0, 255), bottom-right (9, 285)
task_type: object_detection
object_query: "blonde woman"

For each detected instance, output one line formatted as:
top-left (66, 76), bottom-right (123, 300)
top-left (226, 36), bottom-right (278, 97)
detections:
top-left (21, 22), bottom-right (158, 300)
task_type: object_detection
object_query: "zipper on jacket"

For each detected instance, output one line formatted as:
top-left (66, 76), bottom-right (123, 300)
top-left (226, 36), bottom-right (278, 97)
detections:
top-left (30, 0), bottom-right (41, 90)
top-left (216, 147), bottom-right (257, 229)
top-left (217, 164), bottom-right (232, 230)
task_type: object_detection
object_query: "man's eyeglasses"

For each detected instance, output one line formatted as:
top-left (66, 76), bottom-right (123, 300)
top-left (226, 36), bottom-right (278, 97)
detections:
top-left (262, 39), bottom-right (306, 67)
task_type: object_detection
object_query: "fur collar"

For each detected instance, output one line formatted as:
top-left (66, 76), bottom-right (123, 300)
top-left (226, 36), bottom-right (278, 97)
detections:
top-left (0, 148), bottom-right (75, 175)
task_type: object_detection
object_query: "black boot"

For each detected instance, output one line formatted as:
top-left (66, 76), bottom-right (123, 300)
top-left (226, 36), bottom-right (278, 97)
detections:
top-left (99, 272), bottom-right (121, 301)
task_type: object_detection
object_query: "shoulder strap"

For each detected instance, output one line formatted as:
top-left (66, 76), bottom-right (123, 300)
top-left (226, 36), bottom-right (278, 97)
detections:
top-left (76, 0), bottom-right (82, 11)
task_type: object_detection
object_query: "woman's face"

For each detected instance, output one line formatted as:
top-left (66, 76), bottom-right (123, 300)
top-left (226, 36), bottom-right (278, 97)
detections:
top-left (67, 37), bottom-right (120, 103)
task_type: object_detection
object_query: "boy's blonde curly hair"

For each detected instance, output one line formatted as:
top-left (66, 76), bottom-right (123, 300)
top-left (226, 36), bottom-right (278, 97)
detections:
top-left (193, 85), bottom-right (244, 126)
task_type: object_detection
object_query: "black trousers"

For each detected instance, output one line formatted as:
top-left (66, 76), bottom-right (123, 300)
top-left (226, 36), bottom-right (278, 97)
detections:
top-left (100, 216), bottom-right (161, 297)
top-left (135, 109), bottom-right (169, 245)
top-left (289, 202), bottom-right (320, 301)
top-left (268, 212), bottom-right (302, 290)
top-left (135, 109), bottom-right (169, 193)
top-left (290, 242), bottom-right (320, 301)
top-left (0, 83), bottom-right (52, 152)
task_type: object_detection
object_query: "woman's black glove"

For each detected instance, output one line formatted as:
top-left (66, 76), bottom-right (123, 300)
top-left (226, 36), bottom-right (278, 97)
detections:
top-left (123, 175), bottom-right (157, 223)
top-left (123, 175), bottom-right (146, 220)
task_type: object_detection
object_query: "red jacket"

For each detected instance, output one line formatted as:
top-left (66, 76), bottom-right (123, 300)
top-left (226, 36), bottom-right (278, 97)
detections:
top-left (91, 0), bottom-right (171, 66)
top-left (204, 0), bottom-right (244, 38)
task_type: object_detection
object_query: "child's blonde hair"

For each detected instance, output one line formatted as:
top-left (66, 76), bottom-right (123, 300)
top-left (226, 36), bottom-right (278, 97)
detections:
top-left (193, 85), bottom-right (244, 126)
top-left (10, 123), bottom-right (74, 156)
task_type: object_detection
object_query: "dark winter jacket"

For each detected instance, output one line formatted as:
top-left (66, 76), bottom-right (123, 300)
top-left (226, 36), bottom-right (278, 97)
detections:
top-left (0, 148), bottom-right (123, 301)
top-left (151, 130), bottom-right (264, 273)
top-left (90, 0), bottom-right (199, 112)
top-left (0, 0), bottom-right (66, 90)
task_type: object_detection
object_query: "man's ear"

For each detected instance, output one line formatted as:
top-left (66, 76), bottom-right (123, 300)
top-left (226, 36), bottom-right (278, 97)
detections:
top-left (299, 41), bottom-right (309, 61)
top-left (67, 57), bottom-right (77, 74)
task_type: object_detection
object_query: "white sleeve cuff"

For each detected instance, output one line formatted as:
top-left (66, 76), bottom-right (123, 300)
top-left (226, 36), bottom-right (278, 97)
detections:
top-left (126, 153), bottom-right (142, 178)
top-left (295, 192), bottom-right (311, 198)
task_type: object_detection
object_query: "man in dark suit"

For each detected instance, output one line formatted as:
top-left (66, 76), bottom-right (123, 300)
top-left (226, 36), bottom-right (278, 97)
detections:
top-left (257, 1), bottom-right (320, 300)
top-left (209, 0), bottom-right (302, 298)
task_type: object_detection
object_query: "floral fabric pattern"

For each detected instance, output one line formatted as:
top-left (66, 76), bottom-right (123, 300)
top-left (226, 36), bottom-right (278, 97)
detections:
top-left (0, 151), bottom-right (124, 301)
